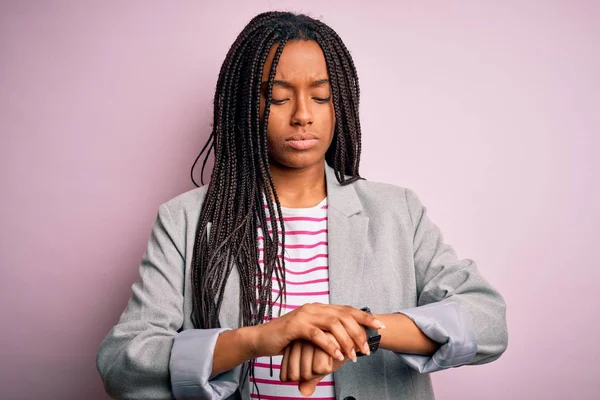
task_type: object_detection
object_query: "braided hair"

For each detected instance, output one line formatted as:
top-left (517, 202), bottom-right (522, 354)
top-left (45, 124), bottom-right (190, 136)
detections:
top-left (189, 11), bottom-right (363, 391)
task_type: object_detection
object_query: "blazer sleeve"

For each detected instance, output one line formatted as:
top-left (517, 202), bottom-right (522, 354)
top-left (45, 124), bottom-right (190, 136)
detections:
top-left (395, 188), bottom-right (508, 373)
top-left (96, 203), bottom-right (239, 399)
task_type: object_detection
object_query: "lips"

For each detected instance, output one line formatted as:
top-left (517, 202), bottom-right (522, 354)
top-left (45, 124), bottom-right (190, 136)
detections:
top-left (286, 133), bottom-right (318, 141)
top-left (285, 133), bottom-right (319, 150)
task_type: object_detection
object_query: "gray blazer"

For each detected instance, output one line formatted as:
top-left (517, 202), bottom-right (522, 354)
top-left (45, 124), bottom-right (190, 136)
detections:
top-left (97, 162), bottom-right (508, 400)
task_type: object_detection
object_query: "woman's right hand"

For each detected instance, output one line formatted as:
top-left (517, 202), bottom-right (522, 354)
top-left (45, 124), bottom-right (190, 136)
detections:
top-left (249, 303), bottom-right (386, 362)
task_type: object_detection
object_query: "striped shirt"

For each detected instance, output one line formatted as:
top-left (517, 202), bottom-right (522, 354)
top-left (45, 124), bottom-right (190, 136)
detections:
top-left (252, 197), bottom-right (335, 400)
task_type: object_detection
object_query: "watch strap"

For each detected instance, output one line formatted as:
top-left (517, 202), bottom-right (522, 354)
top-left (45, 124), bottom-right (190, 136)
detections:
top-left (356, 307), bottom-right (381, 356)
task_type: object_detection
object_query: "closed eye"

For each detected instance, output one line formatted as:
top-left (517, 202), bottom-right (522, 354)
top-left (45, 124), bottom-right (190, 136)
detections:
top-left (314, 96), bottom-right (332, 103)
top-left (270, 96), bottom-right (331, 105)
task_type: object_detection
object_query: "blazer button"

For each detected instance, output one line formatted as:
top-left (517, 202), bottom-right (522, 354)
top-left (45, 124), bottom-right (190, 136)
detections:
top-left (343, 397), bottom-right (356, 400)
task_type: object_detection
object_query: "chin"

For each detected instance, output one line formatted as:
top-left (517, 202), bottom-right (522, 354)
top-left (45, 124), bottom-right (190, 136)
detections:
top-left (270, 152), bottom-right (325, 170)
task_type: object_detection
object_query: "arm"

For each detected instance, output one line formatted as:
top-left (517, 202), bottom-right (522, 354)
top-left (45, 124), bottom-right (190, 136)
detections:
top-left (390, 188), bottom-right (508, 373)
top-left (96, 204), bottom-right (240, 399)
top-left (210, 327), bottom-right (257, 377)
top-left (373, 312), bottom-right (439, 356)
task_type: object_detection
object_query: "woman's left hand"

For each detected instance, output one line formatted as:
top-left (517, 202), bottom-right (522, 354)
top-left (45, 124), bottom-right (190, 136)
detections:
top-left (280, 332), bottom-right (350, 397)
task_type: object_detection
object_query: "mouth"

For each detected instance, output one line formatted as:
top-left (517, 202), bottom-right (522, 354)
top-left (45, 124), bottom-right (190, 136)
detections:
top-left (285, 133), bottom-right (319, 150)
top-left (286, 133), bottom-right (318, 141)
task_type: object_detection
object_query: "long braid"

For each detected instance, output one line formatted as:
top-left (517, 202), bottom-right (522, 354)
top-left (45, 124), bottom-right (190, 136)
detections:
top-left (189, 11), bottom-right (364, 396)
top-left (314, 21), bottom-right (363, 182)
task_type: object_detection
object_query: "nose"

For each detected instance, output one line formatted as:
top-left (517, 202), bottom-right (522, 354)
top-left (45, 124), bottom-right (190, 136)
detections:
top-left (291, 96), bottom-right (313, 127)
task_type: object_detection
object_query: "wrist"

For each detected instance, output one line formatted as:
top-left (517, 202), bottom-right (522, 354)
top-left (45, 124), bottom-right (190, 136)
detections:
top-left (372, 313), bottom-right (398, 352)
top-left (373, 314), bottom-right (392, 329)
top-left (235, 325), bottom-right (261, 360)
top-left (373, 312), bottom-right (439, 355)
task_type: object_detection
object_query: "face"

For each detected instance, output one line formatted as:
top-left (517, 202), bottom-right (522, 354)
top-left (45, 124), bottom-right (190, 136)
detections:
top-left (259, 40), bottom-right (335, 170)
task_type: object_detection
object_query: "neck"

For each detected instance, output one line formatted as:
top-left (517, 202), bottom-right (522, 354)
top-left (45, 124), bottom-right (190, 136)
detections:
top-left (267, 161), bottom-right (327, 208)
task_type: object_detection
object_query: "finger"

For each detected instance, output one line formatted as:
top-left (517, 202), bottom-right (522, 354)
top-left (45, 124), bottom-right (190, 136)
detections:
top-left (312, 346), bottom-right (333, 376)
top-left (321, 317), bottom-right (356, 361)
top-left (324, 332), bottom-right (342, 369)
top-left (298, 378), bottom-right (320, 397)
top-left (324, 331), bottom-right (341, 348)
top-left (288, 340), bottom-right (303, 382)
top-left (300, 341), bottom-right (316, 381)
top-left (338, 314), bottom-right (369, 360)
top-left (280, 345), bottom-right (291, 382)
top-left (347, 306), bottom-right (386, 330)
top-left (304, 303), bottom-right (385, 331)
top-left (299, 326), bottom-right (344, 362)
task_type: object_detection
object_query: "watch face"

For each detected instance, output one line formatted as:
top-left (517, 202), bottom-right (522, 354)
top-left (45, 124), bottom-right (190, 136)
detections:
top-left (357, 334), bottom-right (381, 357)
top-left (368, 335), bottom-right (381, 353)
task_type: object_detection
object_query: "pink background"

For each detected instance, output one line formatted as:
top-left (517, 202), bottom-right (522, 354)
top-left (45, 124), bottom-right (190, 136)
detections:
top-left (1, 1), bottom-right (598, 399)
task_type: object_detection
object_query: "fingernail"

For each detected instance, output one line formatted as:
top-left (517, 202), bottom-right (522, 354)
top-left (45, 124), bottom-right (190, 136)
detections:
top-left (335, 349), bottom-right (344, 361)
top-left (350, 349), bottom-right (357, 363)
top-left (363, 342), bottom-right (371, 355)
top-left (374, 319), bottom-right (387, 329)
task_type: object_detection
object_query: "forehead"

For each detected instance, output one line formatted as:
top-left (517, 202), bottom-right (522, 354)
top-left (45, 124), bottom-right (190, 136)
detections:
top-left (262, 40), bottom-right (329, 81)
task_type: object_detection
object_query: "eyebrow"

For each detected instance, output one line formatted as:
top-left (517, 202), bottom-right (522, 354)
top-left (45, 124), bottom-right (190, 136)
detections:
top-left (261, 79), bottom-right (330, 89)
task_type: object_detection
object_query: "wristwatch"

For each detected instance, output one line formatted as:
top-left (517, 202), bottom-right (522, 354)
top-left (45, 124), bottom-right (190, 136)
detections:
top-left (356, 307), bottom-right (381, 357)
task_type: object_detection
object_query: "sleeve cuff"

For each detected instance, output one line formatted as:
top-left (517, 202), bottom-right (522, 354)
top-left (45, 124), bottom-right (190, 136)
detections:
top-left (396, 301), bottom-right (478, 373)
top-left (170, 328), bottom-right (240, 399)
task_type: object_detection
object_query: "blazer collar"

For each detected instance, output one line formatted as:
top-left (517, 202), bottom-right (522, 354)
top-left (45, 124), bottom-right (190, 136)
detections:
top-left (324, 162), bottom-right (363, 217)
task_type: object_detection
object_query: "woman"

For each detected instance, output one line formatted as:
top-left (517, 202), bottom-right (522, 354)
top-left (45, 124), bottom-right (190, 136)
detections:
top-left (97, 11), bottom-right (508, 400)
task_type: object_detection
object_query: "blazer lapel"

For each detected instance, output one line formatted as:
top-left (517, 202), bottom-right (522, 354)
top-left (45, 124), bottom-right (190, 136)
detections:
top-left (325, 163), bottom-right (370, 308)
top-left (325, 164), bottom-right (371, 399)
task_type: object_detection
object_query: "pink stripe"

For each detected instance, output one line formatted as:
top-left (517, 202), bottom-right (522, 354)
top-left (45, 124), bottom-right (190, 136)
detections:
top-left (251, 394), bottom-right (334, 400)
top-left (255, 286), bottom-right (329, 296)
top-left (256, 266), bottom-right (330, 275)
top-left (271, 277), bottom-right (330, 286)
top-left (257, 240), bottom-right (328, 249)
top-left (262, 204), bottom-right (328, 209)
top-left (268, 288), bottom-right (330, 296)
top-left (258, 254), bottom-right (327, 263)
top-left (266, 216), bottom-right (327, 222)
top-left (257, 301), bottom-right (299, 310)
top-left (250, 313), bottom-right (279, 321)
top-left (254, 362), bottom-right (281, 370)
top-left (265, 229), bottom-right (327, 236)
top-left (250, 377), bottom-right (334, 387)
top-left (263, 203), bottom-right (328, 208)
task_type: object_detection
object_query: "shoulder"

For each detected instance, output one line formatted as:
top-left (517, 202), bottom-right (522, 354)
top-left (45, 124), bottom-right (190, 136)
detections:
top-left (349, 177), bottom-right (425, 223)
top-left (353, 177), bottom-right (422, 207)
top-left (161, 185), bottom-right (209, 215)
top-left (154, 186), bottom-right (209, 237)
top-left (353, 178), bottom-right (406, 200)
